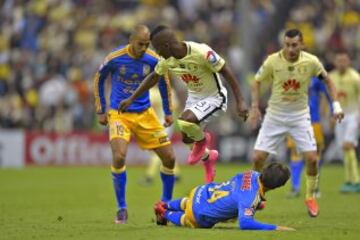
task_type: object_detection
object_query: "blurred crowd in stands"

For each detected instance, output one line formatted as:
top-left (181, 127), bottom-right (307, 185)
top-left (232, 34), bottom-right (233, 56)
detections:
top-left (0, 0), bottom-right (359, 135)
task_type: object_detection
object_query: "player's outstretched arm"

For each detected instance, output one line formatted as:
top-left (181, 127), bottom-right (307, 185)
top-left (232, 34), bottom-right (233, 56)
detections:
top-left (320, 73), bottom-right (344, 122)
top-left (118, 72), bottom-right (160, 112)
top-left (219, 63), bottom-right (248, 121)
top-left (249, 80), bottom-right (262, 129)
top-left (276, 226), bottom-right (296, 231)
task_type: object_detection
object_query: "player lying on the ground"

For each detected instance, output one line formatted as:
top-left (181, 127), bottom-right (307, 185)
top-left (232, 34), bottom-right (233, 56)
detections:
top-left (154, 162), bottom-right (295, 231)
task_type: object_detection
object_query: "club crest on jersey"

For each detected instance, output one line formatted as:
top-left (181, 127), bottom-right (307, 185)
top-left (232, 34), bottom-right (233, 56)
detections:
top-left (206, 51), bottom-right (218, 64)
top-left (120, 65), bottom-right (127, 75)
top-left (297, 65), bottom-right (307, 74)
top-left (282, 79), bottom-right (300, 91)
top-left (143, 64), bottom-right (151, 75)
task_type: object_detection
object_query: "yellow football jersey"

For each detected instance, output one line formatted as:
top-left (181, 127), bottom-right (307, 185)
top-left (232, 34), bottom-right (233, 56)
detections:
top-left (155, 41), bottom-right (226, 98)
top-left (255, 50), bottom-right (326, 115)
top-left (329, 67), bottom-right (360, 113)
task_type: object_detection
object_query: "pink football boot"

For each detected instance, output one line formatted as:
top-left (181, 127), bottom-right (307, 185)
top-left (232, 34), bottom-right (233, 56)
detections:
top-left (187, 132), bottom-right (211, 165)
top-left (203, 150), bottom-right (219, 183)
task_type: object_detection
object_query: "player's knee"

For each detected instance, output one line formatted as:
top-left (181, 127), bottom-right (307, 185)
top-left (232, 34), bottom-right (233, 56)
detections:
top-left (252, 151), bottom-right (267, 171)
top-left (112, 150), bottom-right (126, 168)
top-left (182, 133), bottom-right (194, 144)
top-left (305, 153), bottom-right (318, 166)
top-left (343, 142), bottom-right (354, 151)
top-left (161, 153), bottom-right (175, 169)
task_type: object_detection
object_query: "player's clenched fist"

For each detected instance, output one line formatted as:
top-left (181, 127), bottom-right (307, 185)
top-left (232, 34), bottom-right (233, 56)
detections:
top-left (118, 98), bottom-right (134, 113)
top-left (237, 101), bottom-right (249, 121)
top-left (97, 113), bottom-right (108, 126)
top-left (249, 105), bottom-right (261, 129)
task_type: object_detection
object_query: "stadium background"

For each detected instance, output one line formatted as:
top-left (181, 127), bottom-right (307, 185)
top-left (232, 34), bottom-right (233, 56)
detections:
top-left (1, 1), bottom-right (360, 240)
top-left (1, 0), bottom-right (359, 167)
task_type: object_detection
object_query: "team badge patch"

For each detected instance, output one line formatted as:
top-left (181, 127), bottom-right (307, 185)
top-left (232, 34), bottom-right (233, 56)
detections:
top-left (244, 208), bottom-right (254, 216)
top-left (143, 64), bottom-right (151, 75)
top-left (206, 51), bottom-right (218, 65)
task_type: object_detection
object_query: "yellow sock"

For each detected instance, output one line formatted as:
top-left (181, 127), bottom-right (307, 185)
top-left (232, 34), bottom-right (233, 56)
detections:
top-left (344, 150), bottom-right (352, 183)
top-left (305, 175), bottom-right (318, 199)
top-left (146, 152), bottom-right (160, 178)
top-left (348, 149), bottom-right (360, 184)
top-left (174, 163), bottom-right (180, 176)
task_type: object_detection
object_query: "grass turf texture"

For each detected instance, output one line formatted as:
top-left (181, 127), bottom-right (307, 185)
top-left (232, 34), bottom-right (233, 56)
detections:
top-left (0, 164), bottom-right (359, 240)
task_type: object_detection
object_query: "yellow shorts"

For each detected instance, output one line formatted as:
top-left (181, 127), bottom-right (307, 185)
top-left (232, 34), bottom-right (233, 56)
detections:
top-left (287, 123), bottom-right (324, 150)
top-left (184, 187), bottom-right (198, 228)
top-left (107, 108), bottom-right (170, 149)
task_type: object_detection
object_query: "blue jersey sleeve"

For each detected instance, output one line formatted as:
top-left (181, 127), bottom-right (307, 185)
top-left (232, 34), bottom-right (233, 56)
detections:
top-left (238, 205), bottom-right (276, 230)
top-left (94, 59), bottom-right (115, 114)
top-left (157, 72), bottom-right (172, 116)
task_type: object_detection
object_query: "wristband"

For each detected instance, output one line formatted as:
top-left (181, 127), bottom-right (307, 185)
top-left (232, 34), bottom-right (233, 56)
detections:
top-left (332, 101), bottom-right (343, 114)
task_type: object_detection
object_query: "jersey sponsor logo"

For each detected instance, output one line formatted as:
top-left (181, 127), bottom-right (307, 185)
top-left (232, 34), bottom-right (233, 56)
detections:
top-left (241, 171), bottom-right (252, 191)
top-left (181, 73), bottom-right (200, 83)
top-left (282, 79), bottom-right (300, 91)
top-left (206, 51), bottom-right (218, 65)
top-left (159, 136), bottom-right (169, 144)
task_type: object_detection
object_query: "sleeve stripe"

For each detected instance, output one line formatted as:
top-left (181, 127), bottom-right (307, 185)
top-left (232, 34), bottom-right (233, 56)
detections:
top-left (106, 48), bottom-right (127, 62)
top-left (93, 72), bottom-right (103, 113)
top-left (145, 49), bottom-right (160, 59)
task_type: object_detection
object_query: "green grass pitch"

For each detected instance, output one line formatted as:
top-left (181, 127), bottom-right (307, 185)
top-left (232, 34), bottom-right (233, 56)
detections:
top-left (1, 164), bottom-right (359, 240)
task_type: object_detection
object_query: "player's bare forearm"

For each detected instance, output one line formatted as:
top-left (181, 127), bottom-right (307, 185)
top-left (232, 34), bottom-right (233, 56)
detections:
top-left (323, 75), bottom-right (338, 102)
top-left (250, 81), bottom-right (261, 129)
top-left (251, 81), bottom-right (261, 107)
top-left (131, 72), bottom-right (160, 101)
top-left (322, 74), bottom-right (344, 121)
top-left (220, 64), bottom-right (245, 105)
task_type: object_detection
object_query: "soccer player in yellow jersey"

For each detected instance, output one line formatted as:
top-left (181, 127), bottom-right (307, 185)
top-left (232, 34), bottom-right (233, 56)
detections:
top-left (250, 29), bottom-right (344, 217)
top-left (329, 51), bottom-right (360, 193)
top-left (94, 25), bottom-right (176, 224)
top-left (119, 25), bottom-right (248, 183)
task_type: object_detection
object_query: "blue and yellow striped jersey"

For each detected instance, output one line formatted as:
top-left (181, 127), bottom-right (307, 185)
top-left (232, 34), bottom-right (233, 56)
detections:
top-left (94, 44), bottom-right (172, 114)
top-left (309, 76), bottom-right (332, 123)
top-left (191, 171), bottom-right (276, 230)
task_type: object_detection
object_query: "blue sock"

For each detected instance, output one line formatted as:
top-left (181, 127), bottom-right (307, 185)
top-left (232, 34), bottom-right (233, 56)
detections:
top-left (167, 198), bottom-right (185, 211)
top-left (165, 211), bottom-right (184, 226)
top-left (290, 160), bottom-right (304, 191)
top-left (160, 172), bottom-right (175, 202)
top-left (112, 171), bottom-right (127, 209)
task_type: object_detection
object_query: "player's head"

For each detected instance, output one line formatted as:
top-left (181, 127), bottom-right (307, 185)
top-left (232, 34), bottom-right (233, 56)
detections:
top-left (283, 29), bottom-right (303, 62)
top-left (129, 25), bottom-right (150, 59)
top-left (334, 50), bottom-right (350, 73)
top-left (260, 162), bottom-right (290, 190)
top-left (150, 25), bottom-right (179, 59)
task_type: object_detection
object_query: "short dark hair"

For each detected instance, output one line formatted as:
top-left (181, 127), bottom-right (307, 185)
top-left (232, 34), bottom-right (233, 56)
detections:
top-left (150, 25), bottom-right (169, 40)
top-left (285, 28), bottom-right (303, 41)
top-left (260, 162), bottom-right (290, 189)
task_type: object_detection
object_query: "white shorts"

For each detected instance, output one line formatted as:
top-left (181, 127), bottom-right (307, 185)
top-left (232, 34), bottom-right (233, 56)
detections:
top-left (335, 112), bottom-right (359, 147)
top-left (184, 91), bottom-right (227, 127)
top-left (254, 111), bottom-right (317, 155)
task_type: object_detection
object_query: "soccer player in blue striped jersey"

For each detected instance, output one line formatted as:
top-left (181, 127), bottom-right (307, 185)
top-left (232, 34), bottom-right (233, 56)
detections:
top-left (287, 76), bottom-right (333, 197)
top-left (154, 163), bottom-right (295, 231)
top-left (93, 25), bottom-right (176, 224)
